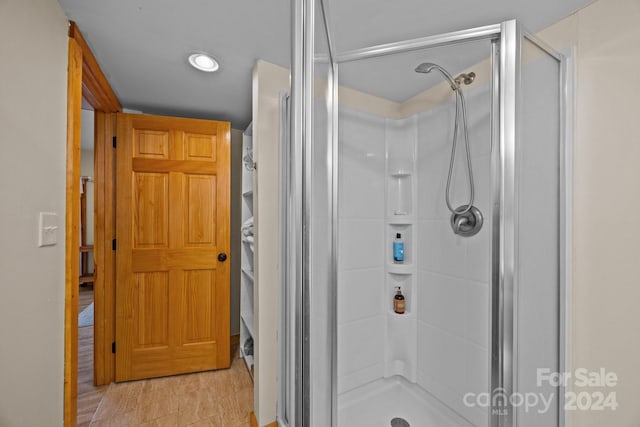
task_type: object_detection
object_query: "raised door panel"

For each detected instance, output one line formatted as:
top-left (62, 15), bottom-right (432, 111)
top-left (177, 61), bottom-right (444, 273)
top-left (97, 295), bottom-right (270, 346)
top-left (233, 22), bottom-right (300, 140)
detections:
top-left (133, 129), bottom-right (169, 159)
top-left (133, 172), bottom-right (169, 248)
top-left (183, 269), bottom-right (216, 344)
top-left (132, 272), bottom-right (169, 349)
top-left (185, 132), bottom-right (217, 162)
top-left (184, 174), bottom-right (217, 247)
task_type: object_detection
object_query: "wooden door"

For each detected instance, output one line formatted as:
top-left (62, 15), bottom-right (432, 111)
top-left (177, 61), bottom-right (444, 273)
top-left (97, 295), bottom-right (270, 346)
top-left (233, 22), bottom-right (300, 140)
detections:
top-left (115, 113), bottom-right (230, 381)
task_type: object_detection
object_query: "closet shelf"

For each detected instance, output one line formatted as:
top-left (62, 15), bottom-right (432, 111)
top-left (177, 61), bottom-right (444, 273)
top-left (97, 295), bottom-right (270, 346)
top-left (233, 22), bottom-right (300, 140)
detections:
top-left (242, 237), bottom-right (254, 252)
top-left (241, 268), bottom-right (255, 282)
top-left (240, 123), bottom-right (255, 381)
top-left (241, 311), bottom-right (255, 338)
top-left (239, 347), bottom-right (254, 379)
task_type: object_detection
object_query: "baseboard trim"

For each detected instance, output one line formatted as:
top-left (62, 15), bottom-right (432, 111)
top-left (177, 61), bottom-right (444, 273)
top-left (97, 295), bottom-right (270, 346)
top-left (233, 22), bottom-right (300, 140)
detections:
top-left (231, 333), bottom-right (240, 346)
top-left (250, 411), bottom-right (277, 427)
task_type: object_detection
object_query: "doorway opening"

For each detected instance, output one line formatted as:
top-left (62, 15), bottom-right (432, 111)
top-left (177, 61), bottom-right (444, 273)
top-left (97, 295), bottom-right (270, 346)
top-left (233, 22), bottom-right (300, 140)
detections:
top-left (65, 22), bottom-right (120, 427)
top-left (77, 106), bottom-right (109, 425)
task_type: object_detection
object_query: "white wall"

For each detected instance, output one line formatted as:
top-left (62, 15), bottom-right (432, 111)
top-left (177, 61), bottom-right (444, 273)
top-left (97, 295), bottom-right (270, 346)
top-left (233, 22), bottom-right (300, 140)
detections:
top-left (538, 0), bottom-right (640, 425)
top-left (252, 59), bottom-right (289, 426)
top-left (0, 0), bottom-right (69, 425)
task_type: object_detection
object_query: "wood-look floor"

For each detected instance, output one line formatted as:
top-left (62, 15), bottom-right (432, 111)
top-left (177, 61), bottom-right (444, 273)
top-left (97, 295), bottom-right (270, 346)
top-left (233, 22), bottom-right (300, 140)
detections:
top-left (78, 287), bottom-right (107, 427)
top-left (77, 287), bottom-right (254, 426)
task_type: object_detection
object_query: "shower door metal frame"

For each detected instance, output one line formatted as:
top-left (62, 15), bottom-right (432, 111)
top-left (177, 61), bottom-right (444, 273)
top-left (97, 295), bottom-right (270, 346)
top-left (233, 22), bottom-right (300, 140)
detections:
top-left (287, 0), bottom-right (311, 426)
top-left (500, 20), bottom-right (568, 427)
top-left (289, 9), bottom-right (568, 427)
top-left (278, 91), bottom-right (293, 427)
top-left (286, 0), bottom-right (339, 426)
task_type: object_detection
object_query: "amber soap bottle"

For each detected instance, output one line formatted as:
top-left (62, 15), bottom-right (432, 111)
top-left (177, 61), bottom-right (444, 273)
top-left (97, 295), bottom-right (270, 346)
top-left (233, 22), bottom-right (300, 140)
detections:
top-left (394, 287), bottom-right (405, 314)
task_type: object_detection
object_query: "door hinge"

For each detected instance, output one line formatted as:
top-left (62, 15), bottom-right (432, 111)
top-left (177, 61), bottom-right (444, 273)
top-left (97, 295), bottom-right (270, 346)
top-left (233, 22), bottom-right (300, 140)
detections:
top-left (112, 239), bottom-right (116, 251)
top-left (112, 136), bottom-right (117, 148)
top-left (112, 341), bottom-right (116, 354)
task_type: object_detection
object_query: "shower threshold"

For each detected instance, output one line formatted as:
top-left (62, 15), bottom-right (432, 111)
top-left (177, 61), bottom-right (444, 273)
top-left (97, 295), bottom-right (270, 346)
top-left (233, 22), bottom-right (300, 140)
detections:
top-left (338, 376), bottom-right (477, 427)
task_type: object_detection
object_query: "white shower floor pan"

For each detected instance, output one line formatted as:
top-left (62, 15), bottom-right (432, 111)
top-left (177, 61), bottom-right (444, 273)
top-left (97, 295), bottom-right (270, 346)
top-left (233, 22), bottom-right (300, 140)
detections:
top-left (338, 377), bottom-right (475, 427)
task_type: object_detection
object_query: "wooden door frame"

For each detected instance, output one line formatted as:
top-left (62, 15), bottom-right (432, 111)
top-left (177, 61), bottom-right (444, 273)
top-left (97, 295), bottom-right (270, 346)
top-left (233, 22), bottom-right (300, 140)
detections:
top-left (65, 21), bottom-right (121, 427)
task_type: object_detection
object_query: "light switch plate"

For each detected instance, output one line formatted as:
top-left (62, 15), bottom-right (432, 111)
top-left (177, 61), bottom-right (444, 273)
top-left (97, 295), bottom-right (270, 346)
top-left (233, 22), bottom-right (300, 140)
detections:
top-left (39, 212), bottom-right (58, 247)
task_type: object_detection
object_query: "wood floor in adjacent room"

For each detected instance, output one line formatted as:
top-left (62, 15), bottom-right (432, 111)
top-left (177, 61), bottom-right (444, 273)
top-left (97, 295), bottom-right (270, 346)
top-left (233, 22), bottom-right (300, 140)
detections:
top-left (78, 287), bottom-right (107, 427)
top-left (77, 287), bottom-right (254, 427)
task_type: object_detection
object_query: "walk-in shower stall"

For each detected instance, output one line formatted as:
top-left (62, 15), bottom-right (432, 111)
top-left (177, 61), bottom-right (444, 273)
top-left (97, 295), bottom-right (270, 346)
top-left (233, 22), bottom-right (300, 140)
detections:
top-left (281, 2), bottom-right (567, 426)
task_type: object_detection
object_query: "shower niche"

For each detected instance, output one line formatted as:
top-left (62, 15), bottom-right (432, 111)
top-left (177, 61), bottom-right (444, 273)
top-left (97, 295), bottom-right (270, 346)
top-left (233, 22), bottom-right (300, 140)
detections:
top-left (388, 173), bottom-right (413, 217)
top-left (385, 271), bottom-right (416, 381)
top-left (386, 224), bottom-right (414, 269)
top-left (384, 115), bottom-right (420, 390)
top-left (386, 116), bottom-right (417, 219)
top-left (387, 273), bottom-right (413, 315)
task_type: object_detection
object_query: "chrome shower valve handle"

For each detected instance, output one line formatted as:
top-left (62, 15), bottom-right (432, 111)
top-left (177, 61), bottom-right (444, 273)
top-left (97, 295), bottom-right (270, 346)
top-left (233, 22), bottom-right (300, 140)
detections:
top-left (451, 205), bottom-right (483, 237)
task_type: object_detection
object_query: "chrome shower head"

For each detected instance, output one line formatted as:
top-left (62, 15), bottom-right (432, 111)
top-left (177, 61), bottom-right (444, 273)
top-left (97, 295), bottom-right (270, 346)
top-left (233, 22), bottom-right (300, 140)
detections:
top-left (414, 62), bottom-right (438, 74)
top-left (415, 62), bottom-right (459, 91)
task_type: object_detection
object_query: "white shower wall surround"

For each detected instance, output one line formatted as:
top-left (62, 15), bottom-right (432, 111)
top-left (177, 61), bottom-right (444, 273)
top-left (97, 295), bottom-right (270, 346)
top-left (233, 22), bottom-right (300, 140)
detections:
top-left (337, 82), bottom-right (491, 427)
top-left (338, 108), bottom-right (387, 393)
top-left (416, 83), bottom-right (491, 427)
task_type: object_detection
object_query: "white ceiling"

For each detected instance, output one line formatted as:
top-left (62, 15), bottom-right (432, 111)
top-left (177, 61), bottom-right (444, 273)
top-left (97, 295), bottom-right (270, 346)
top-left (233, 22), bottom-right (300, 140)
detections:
top-left (338, 40), bottom-right (493, 103)
top-left (58, 0), bottom-right (593, 128)
top-left (59, 0), bottom-right (291, 129)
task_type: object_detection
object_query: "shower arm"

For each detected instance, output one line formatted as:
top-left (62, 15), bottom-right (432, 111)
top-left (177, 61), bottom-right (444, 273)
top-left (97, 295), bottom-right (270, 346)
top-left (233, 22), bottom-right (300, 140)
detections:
top-left (454, 72), bottom-right (476, 87)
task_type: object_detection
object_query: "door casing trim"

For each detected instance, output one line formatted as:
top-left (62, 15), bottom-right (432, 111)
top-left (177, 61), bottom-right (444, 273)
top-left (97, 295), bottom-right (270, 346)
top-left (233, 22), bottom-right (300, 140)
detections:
top-left (65, 21), bottom-right (121, 427)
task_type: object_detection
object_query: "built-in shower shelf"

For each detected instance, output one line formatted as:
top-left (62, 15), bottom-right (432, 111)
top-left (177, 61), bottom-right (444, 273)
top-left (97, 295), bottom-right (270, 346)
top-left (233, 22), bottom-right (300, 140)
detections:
top-left (387, 264), bottom-right (415, 275)
top-left (388, 310), bottom-right (414, 319)
top-left (387, 218), bottom-right (415, 225)
top-left (387, 171), bottom-right (413, 217)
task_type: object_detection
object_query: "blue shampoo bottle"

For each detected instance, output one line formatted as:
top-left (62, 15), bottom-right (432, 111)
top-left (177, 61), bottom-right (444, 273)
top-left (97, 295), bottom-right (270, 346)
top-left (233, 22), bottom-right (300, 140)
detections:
top-left (393, 233), bottom-right (405, 263)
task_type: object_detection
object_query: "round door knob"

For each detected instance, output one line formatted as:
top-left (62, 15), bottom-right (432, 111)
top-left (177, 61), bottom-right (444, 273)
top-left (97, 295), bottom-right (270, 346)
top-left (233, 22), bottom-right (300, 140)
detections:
top-left (217, 253), bottom-right (228, 262)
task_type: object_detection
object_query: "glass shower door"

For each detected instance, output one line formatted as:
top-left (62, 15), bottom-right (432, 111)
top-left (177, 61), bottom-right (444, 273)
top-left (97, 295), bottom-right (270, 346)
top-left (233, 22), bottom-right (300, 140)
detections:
top-left (287, 7), bottom-right (567, 427)
top-left (283, 0), bottom-right (337, 426)
top-left (494, 21), bottom-right (567, 427)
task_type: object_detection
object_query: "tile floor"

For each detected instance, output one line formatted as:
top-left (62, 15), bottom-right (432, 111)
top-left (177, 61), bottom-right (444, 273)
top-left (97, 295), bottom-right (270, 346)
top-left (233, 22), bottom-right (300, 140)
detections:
top-left (77, 286), bottom-right (253, 426)
top-left (88, 353), bottom-right (253, 427)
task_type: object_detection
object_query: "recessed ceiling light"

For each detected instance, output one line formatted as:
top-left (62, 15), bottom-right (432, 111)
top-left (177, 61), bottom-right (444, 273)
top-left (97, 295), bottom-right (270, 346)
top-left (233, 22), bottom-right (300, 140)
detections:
top-left (188, 53), bottom-right (219, 72)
